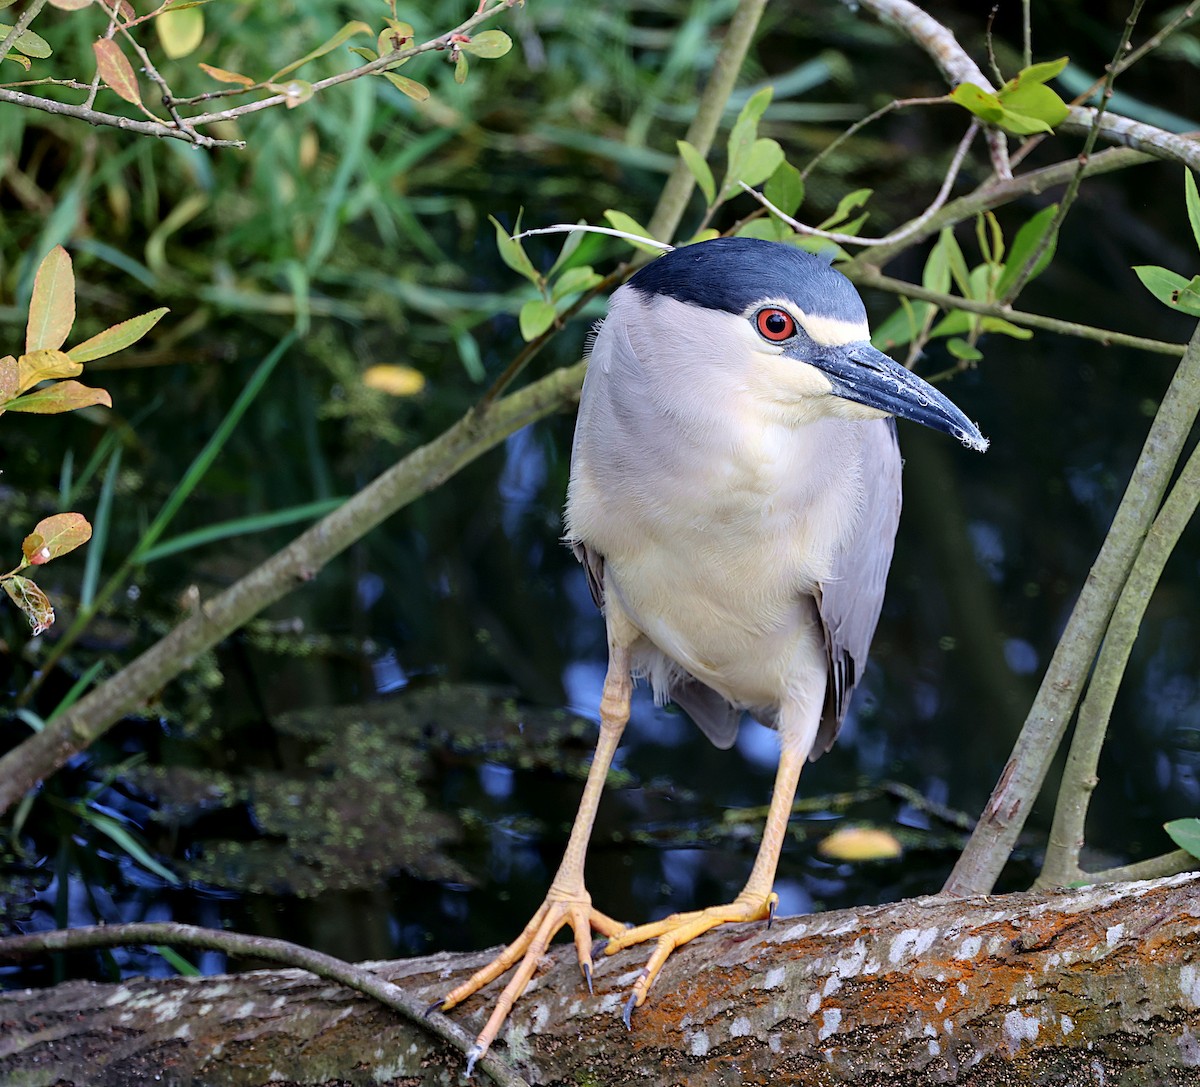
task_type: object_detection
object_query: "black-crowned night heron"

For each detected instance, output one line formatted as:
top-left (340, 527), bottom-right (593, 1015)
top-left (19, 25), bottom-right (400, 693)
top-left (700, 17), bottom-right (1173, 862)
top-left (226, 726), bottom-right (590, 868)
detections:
top-left (436, 237), bottom-right (988, 1070)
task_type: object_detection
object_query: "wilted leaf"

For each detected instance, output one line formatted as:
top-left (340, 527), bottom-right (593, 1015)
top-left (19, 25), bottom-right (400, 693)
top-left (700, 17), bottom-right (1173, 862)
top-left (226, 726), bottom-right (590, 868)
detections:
top-left (460, 30), bottom-right (511, 59)
top-left (269, 20), bottom-right (373, 82)
top-left (381, 72), bottom-right (429, 101)
top-left (26, 245), bottom-right (75, 354)
top-left (676, 139), bottom-right (716, 207)
top-left (0, 355), bottom-right (17, 399)
top-left (4, 379), bottom-right (112, 414)
top-left (198, 62), bottom-right (254, 86)
top-left (93, 38), bottom-right (142, 105)
top-left (0, 22), bottom-right (51, 58)
top-left (17, 348), bottom-right (82, 393)
top-left (519, 298), bottom-right (557, 341)
top-left (267, 79), bottom-right (314, 108)
top-left (22, 513), bottom-right (92, 566)
top-left (1165, 817), bottom-right (1200, 860)
top-left (2, 575), bottom-right (55, 636)
top-left (362, 364), bottom-right (426, 397)
top-left (156, 7), bottom-right (204, 59)
top-left (0, 51), bottom-right (31, 71)
top-left (818, 826), bottom-right (902, 862)
top-left (601, 209), bottom-right (663, 254)
top-left (68, 307), bottom-right (168, 363)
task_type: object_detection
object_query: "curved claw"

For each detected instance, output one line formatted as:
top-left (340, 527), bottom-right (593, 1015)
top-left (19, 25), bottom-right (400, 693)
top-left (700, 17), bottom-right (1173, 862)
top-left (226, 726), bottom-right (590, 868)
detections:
top-left (622, 988), bottom-right (639, 1030)
top-left (582, 959), bottom-right (593, 995)
top-left (424, 998), bottom-right (444, 1018)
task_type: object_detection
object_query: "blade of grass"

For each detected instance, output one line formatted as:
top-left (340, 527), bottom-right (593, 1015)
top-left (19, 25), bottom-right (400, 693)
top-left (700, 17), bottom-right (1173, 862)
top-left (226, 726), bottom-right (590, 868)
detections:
top-left (81, 446), bottom-right (121, 609)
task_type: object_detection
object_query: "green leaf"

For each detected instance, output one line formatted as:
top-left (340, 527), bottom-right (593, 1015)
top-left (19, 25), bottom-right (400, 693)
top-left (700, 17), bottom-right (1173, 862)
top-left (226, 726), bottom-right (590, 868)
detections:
top-left (725, 85), bottom-right (773, 192)
top-left (519, 298), bottom-right (557, 340)
top-left (1134, 265), bottom-right (1193, 310)
top-left (947, 338), bottom-right (983, 361)
top-left (872, 299), bottom-right (935, 351)
top-left (460, 30), bottom-right (512, 59)
top-left (1186, 170), bottom-right (1200, 255)
top-left (551, 265), bottom-right (602, 301)
top-left (488, 214), bottom-right (541, 284)
top-left (381, 72), bottom-right (429, 101)
top-left (764, 160), bottom-right (804, 218)
top-left (938, 228), bottom-right (971, 297)
top-left (0, 22), bottom-right (51, 58)
top-left (155, 8), bottom-right (204, 60)
top-left (548, 222), bottom-right (587, 277)
top-left (923, 233), bottom-right (953, 294)
top-left (735, 218), bottom-right (789, 242)
top-left (601, 209), bottom-right (664, 253)
top-left (676, 139), bottom-right (716, 207)
top-left (997, 84), bottom-right (1068, 133)
top-left (929, 311), bottom-right (970, 338)
top-left (3, 378), bottom-right (112, 414)
top-left (1014, 56), bottom-right (1069, 85)
top-left (69, 307), bottom-right (168, 363)
top-left (996, 205), bottom-right (1059, 298)
top-left (454, 54), bottom-right (468, 85)
top-left (817, 188), bottom-right (872, 231)
top-left (1165, 817), bottom-right (1200, 860)
top-left (949, 83), bottom-right (1005, 124)
top-left (269, 20), bottom-right (373, 82)
top-left (737, 137), bottom-right (785, 190)
top-left (979, 316), bottom-right (1033, 339)
top-left (1175, 276), bottom-right (1200, 317)
top-left (26, 245), bottom-right (75, 354)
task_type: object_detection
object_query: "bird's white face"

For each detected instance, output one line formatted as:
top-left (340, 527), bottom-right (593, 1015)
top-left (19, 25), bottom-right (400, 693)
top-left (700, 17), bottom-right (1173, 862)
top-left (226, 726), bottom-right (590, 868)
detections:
top-left (732, 296), bottom-right (890, 426)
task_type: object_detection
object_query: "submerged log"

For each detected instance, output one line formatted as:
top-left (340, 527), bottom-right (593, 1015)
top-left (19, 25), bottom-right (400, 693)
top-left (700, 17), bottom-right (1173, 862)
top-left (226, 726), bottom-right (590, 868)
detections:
top-left (3, 873), bottom-right (1200, 1086)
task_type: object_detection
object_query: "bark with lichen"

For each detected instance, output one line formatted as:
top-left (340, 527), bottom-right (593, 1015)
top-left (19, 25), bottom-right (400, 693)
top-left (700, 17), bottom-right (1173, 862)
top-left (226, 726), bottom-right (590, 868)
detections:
top-left (3, 873), bottom-right (1199, 1086)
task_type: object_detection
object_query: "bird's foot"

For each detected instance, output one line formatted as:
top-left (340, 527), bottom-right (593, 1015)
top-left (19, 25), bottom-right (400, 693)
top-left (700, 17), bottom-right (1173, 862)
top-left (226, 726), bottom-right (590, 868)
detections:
top-left (604, 889), bottom-right (779, 1021)
top-left (434, 886), bottom-right (626, 1072)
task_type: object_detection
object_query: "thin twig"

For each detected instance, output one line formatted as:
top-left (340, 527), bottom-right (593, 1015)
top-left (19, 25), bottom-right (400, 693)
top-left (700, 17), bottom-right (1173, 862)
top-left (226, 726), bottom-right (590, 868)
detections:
top-left (740, 121), bottom-right (979, 248)
top-left (0, 0), bottom-right (49, 69)
top-left (0, 922), bottom-right (531, 1087)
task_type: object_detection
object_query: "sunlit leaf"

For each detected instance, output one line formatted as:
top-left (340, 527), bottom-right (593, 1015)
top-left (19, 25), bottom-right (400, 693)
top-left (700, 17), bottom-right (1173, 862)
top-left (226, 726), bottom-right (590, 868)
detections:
top-left (602, 209), bottom-right (664, 253)
top-left (269, 20), bottom-right (372, 82)
top-left (519, 298), bottom-right (557, 341)
top-left (362, 363), bottom-right (426, 397)
top-left (0, 22), bottom-right (51, 58)
top-left (2, 575), bottom-right (55, 636)
top-left (198, 62), bottom-right (253, 86)
top-left (818, 826), bottom-right (902, 861)
top-left (923, 232), bottom-right (952, 294)
top-left (26, 245), bottom-right (75, 354)
top-left (22, 513), bottom-right (92, 566)
top-left (4, 379), bottom-right (112, 414)
top-left (676, 139), bottom-right (715, 207)
top-left (764, 160), bottom-right (804, 218)
top-left (93, 38), bottom-right (142, 105)
top-left (725, 85), bottom-right (773, 190)
top-left (735, 217), bottom-right (789, 242)
top-left (1165, 817), bottom-right (1200, 860)
top-left (1133, 265), bottom-right (1200, 314)
top-left (817, 188), bottom-right (872, 231)
top-left (1013, 56), bottom-right (1069, 85)
top-left (460, 30), bottom-right (512, 59)
top-left (155, 8), bottom-right (204, 59)
top-left (737, 137), bottom-right (785, 191)
top-left (488, 213), bottom-right (541, 284)
top-left (550, 265), bottom-right (602, 301)
top-left (381, 72), bottom-right (429, 101)
top-left (68, 307), bottom-right (168, 362)
top-left (17, 348), bottom-right (82, 392)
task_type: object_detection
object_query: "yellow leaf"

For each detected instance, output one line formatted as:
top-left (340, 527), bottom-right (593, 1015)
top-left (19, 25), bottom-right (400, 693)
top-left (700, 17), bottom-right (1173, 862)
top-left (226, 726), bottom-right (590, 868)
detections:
top-left (817, 826), bottom-right (903, 862)
top-left (156, 8), bottom-right (204, 59)
top-left (26, 246), bottom-right (75, 354)
top-left (17, 348), bottom-right (82, 393)
top-left (362, 364), bottom-right (425, 397)
top-left (198, 62), bottom-right (254, 86)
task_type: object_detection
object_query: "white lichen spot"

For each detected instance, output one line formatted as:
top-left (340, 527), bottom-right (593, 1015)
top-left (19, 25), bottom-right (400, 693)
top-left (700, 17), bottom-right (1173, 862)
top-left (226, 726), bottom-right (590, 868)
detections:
top-left (105, 987), bottom-right (134, 1006)
top-left (834, 938), bottom-right (868, 979)
top-left (762, 965), bottom-right (786, 990)
top-left (957, 981), bottom-right (968, 996)
top-left (1004, 1009), bottom-right (1040, 1050)
top-left (889, 926), bottom-right (939, 965)
top-left (822, 974), bottom-right (841, 997)
top-left (173, 1023), bottom-right (192, 1040)
top-left (1061, 1015), bottom-right (1075, 1036)
top-left (928, 1038), bottom-right (941, 1057)
top-left (1105, 923), bottom-right (1125, 948)
top-left (152, 996), bottom-right (185, 1023)
top-left (944, 1019), bottom-right (954, 1035)
top-left (531, 1002), bottom-right (550, 1033)
top-left (1178, 1029), bottom-right (1200, 1067)
top-left (923, 1022), bottom-right (937, 1037)
top-left (818, 1007), bottom-right (842, 1041)
top-left (597, 991), bottom-right (623, 1014)
top-left (689, 1031), bottom-right (710, 1057)
top-left (236, 1001), bottom-right (257, 1018)
top-left (807, 991), bottom-right (822, 1016)
top-left (1182, 964), bottom-right (1200, 1007)
top-left (935, 996), bottom-right (946, 1013)
top-left (768, 1033), bottom-right (783, 1053)
top-left (730, 1016), bottom-right (752, 1038)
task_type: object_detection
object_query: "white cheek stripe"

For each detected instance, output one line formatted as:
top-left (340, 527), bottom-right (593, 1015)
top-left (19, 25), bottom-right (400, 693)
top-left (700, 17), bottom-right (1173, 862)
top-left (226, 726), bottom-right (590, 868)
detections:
top-left (746, 297), bottom-right (869, 346)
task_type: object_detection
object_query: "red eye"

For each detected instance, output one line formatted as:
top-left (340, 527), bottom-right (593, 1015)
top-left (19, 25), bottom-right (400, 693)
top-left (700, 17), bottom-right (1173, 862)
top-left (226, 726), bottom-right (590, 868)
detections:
top-left (755, 307), bottom-right (796, 342)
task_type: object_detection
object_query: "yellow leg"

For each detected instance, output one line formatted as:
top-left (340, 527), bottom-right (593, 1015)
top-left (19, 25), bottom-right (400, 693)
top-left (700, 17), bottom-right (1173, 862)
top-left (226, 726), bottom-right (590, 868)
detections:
top-left (604, 744), bottom-right (805, 1021)
top-left (434, 641), bottom-right (633, 1073)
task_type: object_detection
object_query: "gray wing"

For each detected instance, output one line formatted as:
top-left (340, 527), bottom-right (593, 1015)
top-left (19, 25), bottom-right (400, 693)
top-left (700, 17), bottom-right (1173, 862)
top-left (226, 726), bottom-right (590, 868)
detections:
top-left (811, 417), bottom-right (903, 759)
